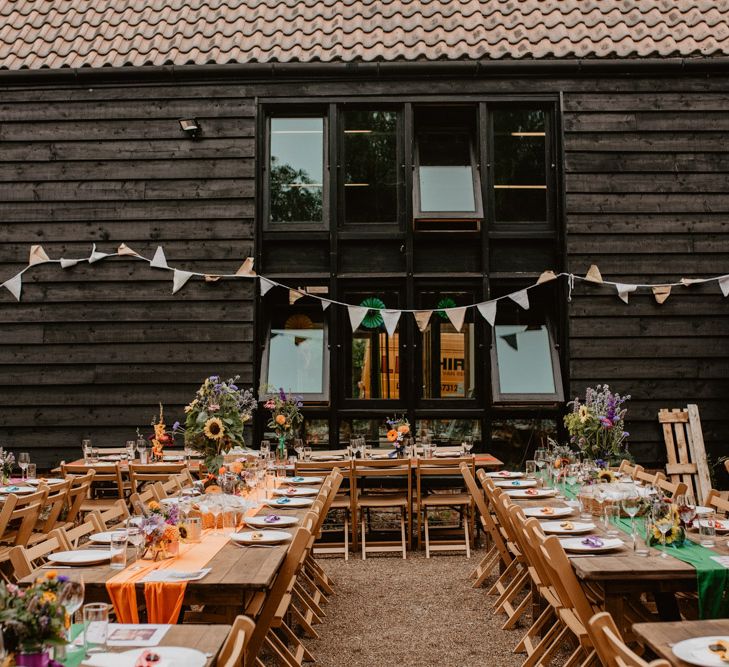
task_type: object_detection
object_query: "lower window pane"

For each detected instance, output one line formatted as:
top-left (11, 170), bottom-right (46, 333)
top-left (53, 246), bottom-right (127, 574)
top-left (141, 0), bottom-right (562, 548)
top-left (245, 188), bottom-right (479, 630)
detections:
top-left (267, 325), bottom-right (325, 394)
top-left (351, 333), bottom-right (400, 399)
top-left (490, 418), bottom-right (557, 468)
top-left (339, 419), bottom-right (387, 448)
top-left (494, 324), bottom-right (556, 394)
top-left (304, 419), bottom-right (329, 448)
top-left (415, 419), bottom-right (481, 448)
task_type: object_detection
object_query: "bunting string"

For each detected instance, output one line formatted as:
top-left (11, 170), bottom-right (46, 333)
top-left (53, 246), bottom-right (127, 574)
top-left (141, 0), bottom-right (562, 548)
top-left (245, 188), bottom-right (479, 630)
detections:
top-left (2, 244), bottom-right (728, 329)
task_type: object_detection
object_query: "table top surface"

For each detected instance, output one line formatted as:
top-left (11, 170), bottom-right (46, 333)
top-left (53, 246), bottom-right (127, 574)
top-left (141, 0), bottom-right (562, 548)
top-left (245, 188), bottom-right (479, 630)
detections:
top-left (633, 619), bottom-right (729, 667)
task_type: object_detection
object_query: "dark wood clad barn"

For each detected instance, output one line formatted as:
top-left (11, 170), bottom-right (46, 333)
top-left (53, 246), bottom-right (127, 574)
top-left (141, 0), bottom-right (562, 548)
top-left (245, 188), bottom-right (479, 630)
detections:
top-left (0, 1), bottom-right (728, 473)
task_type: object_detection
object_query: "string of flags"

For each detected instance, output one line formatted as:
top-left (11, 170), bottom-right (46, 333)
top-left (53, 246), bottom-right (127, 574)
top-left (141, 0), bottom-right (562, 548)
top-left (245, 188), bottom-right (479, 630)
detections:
top-left (3, 243), bottom-right (729, 334)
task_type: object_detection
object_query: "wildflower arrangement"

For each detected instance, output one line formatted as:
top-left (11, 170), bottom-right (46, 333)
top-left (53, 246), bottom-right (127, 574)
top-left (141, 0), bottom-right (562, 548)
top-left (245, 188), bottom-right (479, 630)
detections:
top-left (264, 388), bottom-right (303, 456)
top-left (0, 572), bottom-right (70, 654)
top-left (0, 449), bottom-right (15, 483)
top-left (385, 415), bottom-right (410, 455)
top-left (177, 375), bottom-right (257, 472)
top-left (148, 403), bottom-right (175, 460)
top-left (564, 384), bottom-right (630, 463)
top-left (141, 501), bottom-right (181, 559)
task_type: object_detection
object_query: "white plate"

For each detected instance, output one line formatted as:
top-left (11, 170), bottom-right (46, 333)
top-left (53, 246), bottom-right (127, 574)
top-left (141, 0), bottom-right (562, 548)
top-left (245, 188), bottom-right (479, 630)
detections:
top-left (494, 479), bottom-right (538, 489)
top-left (698, 518), bottom-right (729, 534)
top-left (89, 532), bottom-right (117, 544)
top-left (487, 471), bottom-right (524, 479)
top-left (48, 549), bottom-right (119, 566)
top-left (26, 478), bottom-right (65, 486)
top-left (561, 537), bottom-right (625, 553)
top-left (696, 506), bottom-right (713, 515)
top-left (230, 530), bottom-right (293, 545)
top-left (265, 497), bottom-right (314, 508)
top-left (99, 455), bottom-right (122, 461)
top-left (0, 485), bottom-right (35, 494)
top-left (523, 506), bottom-right (573, 519)
top-left (311, 455), bottom-right (344, 461)
top-left (672, 636), bottom-right (729, 667)
top-left (119, 647), bottom-right (206, 667)
top-left (541, 521), bottom-right (596, 535)
top-left (245, 515), bottom-right (299, 528)
top-left (505, 488), bottom-right (558, 499)
top-left (272, 486), bottom-right (319, 497)
top-left (163, 455), bottom-right (184, 462)
top-left (284, 476), bottom-right (324, 485)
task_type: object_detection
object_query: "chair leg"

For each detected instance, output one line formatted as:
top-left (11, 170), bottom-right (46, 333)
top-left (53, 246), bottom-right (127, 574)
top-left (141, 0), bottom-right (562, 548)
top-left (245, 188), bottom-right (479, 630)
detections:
top-left (343, 510), bottom-right (349, 561)
top-left (424, 508), bottom-right (431, 559)
top-left (472, 547), bottom-right (500, 588)
top-left (514, 605), bottom-right (555, 655)
top-left (361, 509), bottom-right (366, 560)
top-left (521, 622), bottom-right (569, 667)
top-left (502, 589), bottom-right (530, 630)
top-left (464, 507), bottom-right (471, 559)
top-left (400, 508), bottom-right (406, 559)
top-left (488, 557), bottom-right (518, 596)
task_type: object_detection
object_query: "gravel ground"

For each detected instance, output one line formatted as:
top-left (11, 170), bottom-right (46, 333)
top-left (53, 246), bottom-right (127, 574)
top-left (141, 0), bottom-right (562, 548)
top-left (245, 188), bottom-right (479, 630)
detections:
top-left (302, 549), bottom-right (527, 667)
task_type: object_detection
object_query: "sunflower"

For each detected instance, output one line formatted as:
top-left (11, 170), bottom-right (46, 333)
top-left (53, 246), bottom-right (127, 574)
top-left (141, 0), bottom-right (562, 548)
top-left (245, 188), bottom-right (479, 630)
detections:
top-left (204, 416), bottom-right (226, 440)
top-left (578, 405), bottom-right (590, 424)
top-left (386, 429), bottom-right (399, 442)
top-left (597, 469), bottom-right (614, 483)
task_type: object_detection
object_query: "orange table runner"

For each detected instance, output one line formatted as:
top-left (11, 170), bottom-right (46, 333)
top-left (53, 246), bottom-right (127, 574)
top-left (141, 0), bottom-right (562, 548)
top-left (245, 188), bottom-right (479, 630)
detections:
top-left (106, 530), bottom-right (229, 624)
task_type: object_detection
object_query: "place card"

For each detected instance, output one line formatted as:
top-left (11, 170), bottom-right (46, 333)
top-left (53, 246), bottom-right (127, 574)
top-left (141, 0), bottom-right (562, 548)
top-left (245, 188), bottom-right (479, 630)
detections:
top-left (74, 624), bottom-right (170, 647)
top-left (711, 556), bottom-right (729, 569)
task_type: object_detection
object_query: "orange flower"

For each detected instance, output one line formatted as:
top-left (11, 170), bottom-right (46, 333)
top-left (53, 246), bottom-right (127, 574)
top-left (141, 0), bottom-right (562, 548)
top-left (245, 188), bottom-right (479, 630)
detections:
top-left (397, 424), bottom-right (410, 434)
top-left (219, 466), bottom-right (227, 475)
top-left (44, 570), bottom-right (57, 579)
top-left (275, 414), bottom-right (286, 425)
top-left (231, 461), bottom-right (243, 474)
top-left (148, 501), bottom-right (160, 511)
top-left (386, 429), bottom-right (399, 442)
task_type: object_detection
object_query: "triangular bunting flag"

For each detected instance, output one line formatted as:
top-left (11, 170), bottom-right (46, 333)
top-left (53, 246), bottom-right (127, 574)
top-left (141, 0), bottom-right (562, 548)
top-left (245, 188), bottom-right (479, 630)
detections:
top-left (150, 246), bottom-right (168, 270)
top-left (381, 310), bottom-right (401, 337)
top-left (89, 243), bottom-right (111, 264)
top-left (476, 301), bottom-right (497, 326)
top-left (719, 276), bottom-right (729, 297)
top-left (236, 258), bottom-right (255, 276)
top-left (28, 245), bottom-right (50, 266)
top-left (60, 258), bottom-right (81, 269)
top-left (536, 270), bottom-right (557, 285)
top-left (585, 265), bottom-right (603, 284)
top-left (501, 333), bottom-right (519, 351)
top-left (172, 269), bottom-right (194, 294)
top-left (445, 306), bottom-right (468, 333)
top-left (289, 289), bottom-right (304, 305)
top-left (2, 273), bottom-right (22, 301)
top-left (348, 305), bottom-right (368, 331)
top-left (652, 286), bottom-right (671, 304)
top-left (117, 243), bottom-right (140, 257)
top-left (259, 277), bottom-right (275, 296)
top-left (615, 283), bottom-right (637, 304)
top-left (680, 277), bottom-right (704, 286)
top-left (321, 300), bottom-right (331, 311)
top-left (413, 310), bottom-right (433, 333)
top-left (204, 275), bottom-right (221, 283)
top-left (509, 289), bottom-right (530, 311)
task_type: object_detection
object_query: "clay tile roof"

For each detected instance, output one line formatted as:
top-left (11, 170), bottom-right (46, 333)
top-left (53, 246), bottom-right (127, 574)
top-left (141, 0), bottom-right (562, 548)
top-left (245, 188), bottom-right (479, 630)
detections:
top-left (1, 0), bottom-right (728, 71)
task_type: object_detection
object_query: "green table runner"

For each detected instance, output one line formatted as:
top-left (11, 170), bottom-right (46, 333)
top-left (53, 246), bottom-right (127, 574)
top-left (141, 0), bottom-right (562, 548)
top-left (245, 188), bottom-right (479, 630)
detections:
top-left (561, 482), bottom-right (729, 619)
top-left (61, 625), bottom-right (85, 667)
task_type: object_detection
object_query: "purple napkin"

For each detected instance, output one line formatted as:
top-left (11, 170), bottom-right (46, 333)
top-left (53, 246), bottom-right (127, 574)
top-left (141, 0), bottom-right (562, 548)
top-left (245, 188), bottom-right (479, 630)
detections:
top-left (581, 535), bottom-right (604, 548)
top-left (264, 515), bottom-right (281, 523)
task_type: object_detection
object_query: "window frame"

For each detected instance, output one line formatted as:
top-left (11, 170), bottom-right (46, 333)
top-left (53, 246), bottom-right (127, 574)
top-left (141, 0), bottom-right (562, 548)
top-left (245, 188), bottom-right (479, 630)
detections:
top-left (490, 320), bottom-right (564, 404)
top-left (263, 110), bottom-right (330, 231)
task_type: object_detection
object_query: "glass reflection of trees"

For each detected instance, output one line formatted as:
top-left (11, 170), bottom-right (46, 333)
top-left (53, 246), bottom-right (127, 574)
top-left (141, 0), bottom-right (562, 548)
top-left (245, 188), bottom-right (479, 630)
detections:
top-left (270, 158), bottom-right (323, 223)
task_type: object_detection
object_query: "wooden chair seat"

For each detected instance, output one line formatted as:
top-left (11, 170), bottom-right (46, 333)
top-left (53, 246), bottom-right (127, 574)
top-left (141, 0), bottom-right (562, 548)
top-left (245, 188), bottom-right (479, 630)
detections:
top-left (357, 493), bottom-right (409, 508)
top-left (421, 492), bottom-right (471, 506)
top-left (80, 498), bottom-right (122, 512)
top-left (329, 495), bottom-right (351, 509)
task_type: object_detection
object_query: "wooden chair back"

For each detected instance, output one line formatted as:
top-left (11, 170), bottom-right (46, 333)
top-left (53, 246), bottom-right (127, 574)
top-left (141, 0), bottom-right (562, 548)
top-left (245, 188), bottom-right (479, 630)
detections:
top-left (9, 534), bottom-right (63, 580)
top-left (51, 514), bottom-right (104, 550)
top-left (462, 464), bottom-right (510, 564)
top-left (295, 459), bottom-right (353, 495)
top-left (653, 475), bottom-right (688, 501)
top-left (416, 456), bottom-right (474, 501)
top-left (129, 486), bottom-right (157, 513)
top-left (588, 612), bottom-right (671, 667)
top-left (617, 459), bottom-right (644, 480)
top-left (634, 468), bottom-right (665, 486)
top-left (62, 463), bottom-right (124, 500)
top-left (128, 463), bottom-right (186, 493)
top-left (217, 615), bottom-right (255, 667)
top-left (705, 489), bottom-right (729, 517)
top-left (153, 476), bottom-right (181, 500)
top-left (658, 405), bottom-right (712, 505)
top-left (36, 479), bottom-right (72, 533)
top-left (97, 499), bottom-right (131, 529)
top-left (0, 490), bottom-right (48, 547)
top-left (65, 470), bottom-right (96, 524)
top-left (354, 459), bottom-right (411, 494)
top-left (175, 469), bottom-right (195, 489)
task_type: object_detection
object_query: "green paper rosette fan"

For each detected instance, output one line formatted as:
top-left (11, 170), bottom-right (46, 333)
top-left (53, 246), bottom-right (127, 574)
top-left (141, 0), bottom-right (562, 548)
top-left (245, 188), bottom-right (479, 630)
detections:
top-left (436, 297), bottom-right (457, 320)
top-left (359, 297), bottom-right (386, 329)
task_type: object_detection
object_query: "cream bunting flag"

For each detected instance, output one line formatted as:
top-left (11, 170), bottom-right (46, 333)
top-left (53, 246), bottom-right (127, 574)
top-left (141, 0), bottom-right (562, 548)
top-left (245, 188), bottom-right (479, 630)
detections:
top-left (680, 277), bottom-right (704, 286)
top-left (652, 286), bottom-right (671, 304)
top-left (117, 243), bottom-right (140, 257)
top-left (259, 277), bottom-right (275, 296)
top-left (89, 243), bottom-right (112, 264)
top-left (150, 246), bottom-right (168, 269)
top-left (536, 270), bottom-right (557, 285)
top-left (585, 264), bottom-right (603, 284)
top-left (204, 275), bottom-right (221, 283)
top-left (289, 289), bottom-right (304, 305)
top-left (615, 283), bottom-right (637, 304)
top-left (445, 306), bottom-right (468, 333)
top-left (381, 310), bottom-right (401, 337)
top-left (172, 269), bottom-right (194, 294)
top-left (348, 305), bottom-right (368, 331)
top-left (719, 275), bottom-right (729, 297)
top-left (509, 289), bottom-right (530, 310)
top-left (413, 310), bottom-right (433, 333)
top-left (60, 258), bottom-right (81, 269)
top-left (321, 300), bottom-right (331, 311)
top-left (476, 301), bottom-right (497, 326)
top-left (236, 258), bottom-right (255, 276)
top-left (28, 245), bottom-right (50, 266)
top-left (2, 273), bottom-right (22, 301)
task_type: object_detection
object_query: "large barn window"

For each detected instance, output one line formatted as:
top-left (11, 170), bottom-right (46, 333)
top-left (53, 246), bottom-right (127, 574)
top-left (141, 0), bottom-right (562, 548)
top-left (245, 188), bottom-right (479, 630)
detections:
top-left (267, 115), bottom-right (326, 228)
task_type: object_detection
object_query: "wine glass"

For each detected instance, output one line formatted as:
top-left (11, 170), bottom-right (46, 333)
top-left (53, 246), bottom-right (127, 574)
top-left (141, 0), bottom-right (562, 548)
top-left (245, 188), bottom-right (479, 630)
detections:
top-left (676, 493), bottom-right (697, 529)
top-left (260, 440), bottom-right (270, 458)
top-left (652, 499), bottom-right (672, 558)
top-left (209, 501), bottom-right (222, 533)
top-left (60, 579), bottom-right (85, 644)
top-left (463, 436), bottom-right (474, 456)
top-left (127, 527), bottom-right (143, 561)
top-left (621, 489), bottom-right (641, 550)
top-left (18, 452), bottom-right (30, 480)
top-left (293, 439), bottom-right (304, 460)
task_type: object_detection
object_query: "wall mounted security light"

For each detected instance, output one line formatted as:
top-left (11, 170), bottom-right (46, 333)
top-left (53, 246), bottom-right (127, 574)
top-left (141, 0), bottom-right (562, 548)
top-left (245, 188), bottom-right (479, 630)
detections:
top-left (179, 118), bottom-right (202, 139)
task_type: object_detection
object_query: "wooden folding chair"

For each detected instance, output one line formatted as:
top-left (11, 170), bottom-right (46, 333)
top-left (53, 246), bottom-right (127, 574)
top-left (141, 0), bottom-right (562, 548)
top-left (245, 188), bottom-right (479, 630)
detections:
top-left (461, 463), bottom-right (511, 588)
top-left (96, 499), bottom-right (131, 529)
top-left (588, 612), bottom-right (671, 667)
top-left (9, 534), bottom-right (65, 580)
top-left (129, 486), bottom-right (157, 513)
top-left (62, 463), bottom-right (125, 511)
top-left (653, 475), bottom-right (688, 502)
top-left (416, 457), bottom-right (474, 558)
top-left (658, 405), bottom-right (712, 505)
top-left (64, 470), bottom-right (97, 523)
top-left (29, 479), bottom-right (73, 541)
top-left (0, 489), bottom-right (48, 551)
top-left (618, 459), bottom-right (644, 480)
top-left (52, 515), bottom-right (104, 550)
top-left (128, 463), bottom-right (186, 494)
top-left (354, 459), bottom-right (411, 559)
top-left (217, 615), bottom-right (256, 667)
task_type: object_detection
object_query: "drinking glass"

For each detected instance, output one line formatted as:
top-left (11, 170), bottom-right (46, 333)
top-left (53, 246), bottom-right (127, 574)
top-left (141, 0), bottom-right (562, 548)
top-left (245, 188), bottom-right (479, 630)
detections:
top-left (525, 460), bottom-right (537, 479)
top-left (676, 493), bottom-right (697, 529)
top-left (186, 516), bottom-right (202, 543)
top-left (137, 440), bottom-right (147, 464)
top-left (125, 440), bottom-right (136, 461)
top-left (83, 603), bottom-right (109, 654)
top-left (463, 436), bottom-right (474, 456)
top-left (699, 509), bottom-right (716, 547)
top-left (260, 440), bottom-right (271, 458)
top-left (652, 500), bottom-right (672, 557)
top-left (81, 439), bottom-right (93, 463)
top-left (303, 446), bottom-right (312, 462)
top-left (565, 463), bottom-right (579, 489)
top-left (209, 501), bottom-right (222, 532)
top-left (126, 526), bottom-right (143, 560)
top-left (223, 508), bottom-right (237, 535)
top-left (109, 531), bottom-right (127, 569)
top-left (18, 452), bottom-right (30, 480)
top-left (633, 515), bottom-right (652, 557)
top-left (26, 463), bottom-right (36, 480)
top-left (293, 439), bottom-right (304, 459)
top-left (621, 490), bottom-right (640, 548)
top-left (577, 487), bottom-right (594, 521)
top-left (60, 579), bottom-right (85, 644)
top-left (604, 503), bottom-right (621, 537)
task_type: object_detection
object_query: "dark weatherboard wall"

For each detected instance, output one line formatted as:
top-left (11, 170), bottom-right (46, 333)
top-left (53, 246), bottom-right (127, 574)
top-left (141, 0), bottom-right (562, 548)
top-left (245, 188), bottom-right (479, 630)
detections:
top-left (0, 68), bottom-right (727, 471)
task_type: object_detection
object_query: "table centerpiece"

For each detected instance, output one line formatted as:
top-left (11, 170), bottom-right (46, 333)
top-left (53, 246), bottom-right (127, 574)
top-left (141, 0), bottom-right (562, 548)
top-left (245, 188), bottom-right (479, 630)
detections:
top-left (0, 449), bottom-right (15, 485)
top-left (385, 415), bottom-right (411, 457)
top-left (141, 501), bottom-right (181, 560)
top-left (147, 404), bottom-right (175, 461)
top-left (264, 388), bottom-right (303, 462)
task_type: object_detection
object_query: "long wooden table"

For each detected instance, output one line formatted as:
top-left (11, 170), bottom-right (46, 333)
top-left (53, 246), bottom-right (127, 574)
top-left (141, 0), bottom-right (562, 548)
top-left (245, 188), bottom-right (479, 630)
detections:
top-left (633, 619), bottom-right (729, 666)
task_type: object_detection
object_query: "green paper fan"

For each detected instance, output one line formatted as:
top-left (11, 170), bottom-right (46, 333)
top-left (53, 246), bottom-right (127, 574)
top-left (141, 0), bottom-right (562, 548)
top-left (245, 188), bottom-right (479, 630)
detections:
top-left (359, 297), bottom-right (386, 329)
top-left (436, 297), bottom-right (457, 320)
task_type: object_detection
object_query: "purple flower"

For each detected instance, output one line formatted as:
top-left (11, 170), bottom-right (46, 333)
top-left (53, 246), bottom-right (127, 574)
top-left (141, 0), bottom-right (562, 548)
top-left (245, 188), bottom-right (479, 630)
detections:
top-left (279, 388), bottom-right (287, 401)
top-left (622, 431), bottom-right (630, 438)
top-left (172, 421), bottom-right (180, 432)
top-left (600, 417), bottom-right (613, 429)
top-left (57, 575), bottom-right (68, 583)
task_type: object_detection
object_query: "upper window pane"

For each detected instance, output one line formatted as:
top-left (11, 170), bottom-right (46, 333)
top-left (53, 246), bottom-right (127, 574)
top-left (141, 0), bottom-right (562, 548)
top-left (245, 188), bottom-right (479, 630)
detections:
top-left (494, 324), bottom-right (555, 394)
top-left (343, 110), bottom-right (398, 224)
top-left (418, 133), bottom-right (476, 212)
top-left (493, 109), bottom-right (547, 223)
top-left (269, 117), bottom-right (324, 224)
